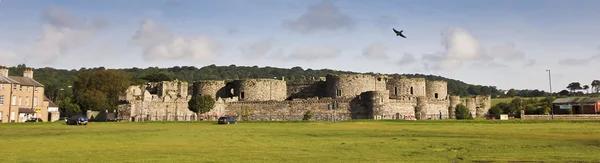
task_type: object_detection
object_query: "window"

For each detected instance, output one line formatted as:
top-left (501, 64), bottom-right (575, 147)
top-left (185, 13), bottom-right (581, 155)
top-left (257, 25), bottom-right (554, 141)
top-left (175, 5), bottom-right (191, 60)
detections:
top-left (1, 84), bottom-right (4, 90)
top-left (11, 96), bottom-right (15, 106)
top-left (19, 86), bottom-right (22, 92)
top-left (394, 87), bottom-right (398, 95)
top-left (435, 93), bottom-right (439, 99)
top-left (0, 95), bottom-right (4, 106)
top-left (336, 89), bottom-right (342, 97)
top-left (377, 77), bottom-right (382, 81)
top-left (34, 96), bottom-right (38, 107)
top-left (26, 87), bottom-right (30, 92)
top-left (410, 87), bottom-right (414, 95)
top-left (18, 96), bottom-right (21, 106)
top-left (240, 92), bottom-right (245, 99)
top-left (25, 97), bottom-right (29, 106)
top-left (35, 88), bottom-right (38, 93)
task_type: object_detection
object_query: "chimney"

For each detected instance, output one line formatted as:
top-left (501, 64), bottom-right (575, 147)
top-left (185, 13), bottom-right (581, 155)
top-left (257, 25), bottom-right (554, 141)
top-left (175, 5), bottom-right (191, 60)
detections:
top-left (0, 66), bottom-right (8, 77)
top-left (23, 67), bottom-right (33, 78)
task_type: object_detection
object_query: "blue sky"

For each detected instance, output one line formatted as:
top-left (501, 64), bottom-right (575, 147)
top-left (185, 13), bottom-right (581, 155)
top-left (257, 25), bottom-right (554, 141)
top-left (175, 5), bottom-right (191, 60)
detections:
top-left (0, 0), bottom-right (599, 91)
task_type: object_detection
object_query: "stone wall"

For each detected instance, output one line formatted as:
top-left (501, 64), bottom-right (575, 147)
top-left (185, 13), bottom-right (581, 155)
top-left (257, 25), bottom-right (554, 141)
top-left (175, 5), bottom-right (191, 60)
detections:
top-left (286, 80), bottom-right (326, 99)
top-left (386, 77), bottom-right (426, 98)
top-left (236, 79), bottom-right (287, 101)
top-left (192, 80), bottom-right (229, 99)
top-left (223, 100), bottom-right (355, 121)
top-left (158, 80), bottom-right (188, 97)
top-left (522, 114), bottom-right (600, 120)
top-left (426, 80), bottom-right (448, 100)
top-left (325, 74), bottom-right (387, 99)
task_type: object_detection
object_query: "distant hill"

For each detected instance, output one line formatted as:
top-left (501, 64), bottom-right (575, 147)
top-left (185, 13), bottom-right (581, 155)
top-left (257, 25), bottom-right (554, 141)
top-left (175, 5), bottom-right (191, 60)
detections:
top-left (6, 64), bottom-right (502, 101)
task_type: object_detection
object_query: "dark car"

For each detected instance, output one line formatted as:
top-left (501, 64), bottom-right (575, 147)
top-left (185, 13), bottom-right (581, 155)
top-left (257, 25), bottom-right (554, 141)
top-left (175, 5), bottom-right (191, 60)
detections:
top-left (66, 115), bottom-right (88, 125)
top-left (218, 116), bottom-right (236, 124)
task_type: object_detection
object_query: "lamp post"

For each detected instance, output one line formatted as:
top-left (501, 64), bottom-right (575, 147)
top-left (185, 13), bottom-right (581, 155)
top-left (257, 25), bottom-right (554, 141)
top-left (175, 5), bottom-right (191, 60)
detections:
top-left (546, 69), bottom-right (554, 120)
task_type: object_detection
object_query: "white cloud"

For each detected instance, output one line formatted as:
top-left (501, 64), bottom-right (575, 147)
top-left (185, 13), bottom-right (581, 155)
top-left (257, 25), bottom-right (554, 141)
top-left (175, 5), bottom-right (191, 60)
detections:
top-left (362, 41), bottom-right (389, 59)
top-left (288, 45), bottom-right (341, 61)
top-left (0, 50), bottom-right (20, 66)
top-left (397, 53), bottom-right (416, 65)
top-left (441, 27), bottom-right (484, 61)
top-left (523, 59), bottom-right (536, 67)
top-left (28, 6), bottom-right (108, 64)
top-left (131, 19), bottom-right (218, 61)
top-left (421, 27), bottom-right (528, 71)
top-left (240, 38), bottom-right (274, 59)
top-left (490, 42), bottom-right (525, 61)
top-left (282, 0), bottom-right (355, 33)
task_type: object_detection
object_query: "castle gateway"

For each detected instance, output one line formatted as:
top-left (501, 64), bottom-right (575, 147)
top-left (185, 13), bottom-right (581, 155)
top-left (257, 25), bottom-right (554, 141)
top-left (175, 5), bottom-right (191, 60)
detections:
top-left (118, 74), bottom-right (490, 121)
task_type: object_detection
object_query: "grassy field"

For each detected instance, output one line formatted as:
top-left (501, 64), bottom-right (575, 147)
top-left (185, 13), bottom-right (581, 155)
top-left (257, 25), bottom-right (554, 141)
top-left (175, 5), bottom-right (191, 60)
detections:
top-left (1, 120), bottom-right (600, 163)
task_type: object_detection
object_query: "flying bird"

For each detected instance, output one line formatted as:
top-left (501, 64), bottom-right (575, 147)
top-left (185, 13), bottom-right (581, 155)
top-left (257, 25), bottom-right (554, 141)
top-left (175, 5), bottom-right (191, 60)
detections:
top-left (393, 28), bottom-right (406, 38)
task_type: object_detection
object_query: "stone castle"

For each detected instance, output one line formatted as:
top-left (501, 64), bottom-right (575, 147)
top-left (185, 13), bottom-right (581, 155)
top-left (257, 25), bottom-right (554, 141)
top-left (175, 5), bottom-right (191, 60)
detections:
top-left (118, 74), bottom-right (491, 121)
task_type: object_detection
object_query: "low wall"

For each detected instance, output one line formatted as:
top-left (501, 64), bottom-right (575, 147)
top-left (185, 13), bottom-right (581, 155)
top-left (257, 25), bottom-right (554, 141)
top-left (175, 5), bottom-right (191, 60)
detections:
top-left (522, 114), bottom-right (600, 120)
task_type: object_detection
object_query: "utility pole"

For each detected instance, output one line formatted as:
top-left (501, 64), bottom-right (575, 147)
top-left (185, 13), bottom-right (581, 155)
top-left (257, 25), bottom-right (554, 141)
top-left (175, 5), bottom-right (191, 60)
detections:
top-left (546, 69), bottom-right (554, 120)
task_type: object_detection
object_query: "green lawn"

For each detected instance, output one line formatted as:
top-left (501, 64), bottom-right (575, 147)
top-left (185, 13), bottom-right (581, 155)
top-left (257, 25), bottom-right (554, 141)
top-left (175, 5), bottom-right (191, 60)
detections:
top-left (1, 120), bottom-right (600, 162)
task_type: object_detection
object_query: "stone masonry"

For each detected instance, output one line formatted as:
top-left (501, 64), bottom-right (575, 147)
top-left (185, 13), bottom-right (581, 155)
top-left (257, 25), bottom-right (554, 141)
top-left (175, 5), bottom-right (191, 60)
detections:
top-left (118, 74), bottom-right (492, 121)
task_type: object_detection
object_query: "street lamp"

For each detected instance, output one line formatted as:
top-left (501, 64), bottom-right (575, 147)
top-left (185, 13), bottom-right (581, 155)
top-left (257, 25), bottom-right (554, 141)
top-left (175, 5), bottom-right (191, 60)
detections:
top-left (546, 69), bottom-right (554, 120)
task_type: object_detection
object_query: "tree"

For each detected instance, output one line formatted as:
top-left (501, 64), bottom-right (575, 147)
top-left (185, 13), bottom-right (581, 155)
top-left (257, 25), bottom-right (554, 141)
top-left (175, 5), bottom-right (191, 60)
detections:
top-left (188, 95), bottom-right (215, 120)
top-left (73, 69), bottom-right (131, 112)
top-left (591, 80), bottom-right (600, 93)
top-left (559, 90), bottom-right (570, 96)
top-left (455, 104), bottom-right (473, 120)
top-left (506, 89), bottom-right (517, 98)
top-left (58, 97), bottom-right (81, 117)
top-left (567, 82), bottom-right (582, 93)
top-left (583, 85), bottom-right (590, 94)
top-left (141, 73), bottom-right (173, 82)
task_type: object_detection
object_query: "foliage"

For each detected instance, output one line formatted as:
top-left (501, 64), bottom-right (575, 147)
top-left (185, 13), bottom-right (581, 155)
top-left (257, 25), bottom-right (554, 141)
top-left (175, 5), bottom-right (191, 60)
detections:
top-left (73, 69), bottom-right (131, 111)
top-left (567, 82), bottom-right (583, 93)
top-left (6, 64), bottom-right (504, 102)
top-left (303, 110), bottom-right (313, 121)
top-left (454, 104), bottom-right (473, 120)
top-left (57, 97), bottom-right (80, 117)
top-left (592, 80), bottom-right (600, 93)
top-left (188, 95), bottom-right (215, 119)
top-left (141, 73), bottom-right (172, 82)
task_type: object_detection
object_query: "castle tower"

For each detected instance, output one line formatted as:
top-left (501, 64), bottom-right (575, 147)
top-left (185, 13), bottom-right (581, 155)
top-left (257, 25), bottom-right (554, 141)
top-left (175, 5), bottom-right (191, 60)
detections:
top-left (426, 80), bottom-right (448, 100)
top-left (236, 79), bottom-right (287, 101)
top-left (448, 95), bottom-right (461, 119)
top-left (386, 76), bottom-right (426, 98)
top-left (193, 80), bottom-right (227, 100)
top-left (325, 74), bottom-right (386, 99)
top-left (415, 96), bottom-right (428, 120)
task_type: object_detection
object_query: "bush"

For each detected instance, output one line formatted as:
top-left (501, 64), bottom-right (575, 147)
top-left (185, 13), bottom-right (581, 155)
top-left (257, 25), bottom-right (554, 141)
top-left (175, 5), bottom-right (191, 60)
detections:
top-left (455, 104), bottom-right (473, 120)
top-left (303, 110), bottom-right (313, 121)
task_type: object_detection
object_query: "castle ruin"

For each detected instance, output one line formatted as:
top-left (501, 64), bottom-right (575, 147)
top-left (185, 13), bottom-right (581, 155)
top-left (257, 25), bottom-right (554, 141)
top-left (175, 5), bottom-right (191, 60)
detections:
top-left (118, 74), bottom-right (491, 121)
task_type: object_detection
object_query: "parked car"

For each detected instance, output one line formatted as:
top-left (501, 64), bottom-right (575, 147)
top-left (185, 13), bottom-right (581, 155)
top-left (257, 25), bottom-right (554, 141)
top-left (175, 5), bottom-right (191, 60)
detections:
top-left (25, 118), bottom-right (43, 122)
top-left (66, 115), bottom-right (88, 125)
top-left (217, 116), bottom-right (237, 124)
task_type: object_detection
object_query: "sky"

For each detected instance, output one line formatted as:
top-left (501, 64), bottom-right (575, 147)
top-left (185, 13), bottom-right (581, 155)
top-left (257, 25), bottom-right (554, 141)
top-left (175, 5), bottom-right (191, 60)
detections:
top-left (0, 0), bottom-right (599, 92)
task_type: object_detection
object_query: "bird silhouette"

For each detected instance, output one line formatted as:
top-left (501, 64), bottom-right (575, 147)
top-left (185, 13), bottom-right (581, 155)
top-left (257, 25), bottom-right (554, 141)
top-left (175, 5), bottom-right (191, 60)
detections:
top-left (393, 28), bottom-right (406, 38)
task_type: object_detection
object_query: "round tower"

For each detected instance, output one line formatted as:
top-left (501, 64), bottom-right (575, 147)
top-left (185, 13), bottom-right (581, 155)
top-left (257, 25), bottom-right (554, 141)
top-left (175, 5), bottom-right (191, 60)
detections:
top-left (237, 79), bottom-right (287, 101)
top-left (326, 74), bottom-right (384, 99)
top-left (193, 80), bottom-right (226, 100)
top-left (448, 95), bottom-right (461, 118)
top-left (386, 76), bottom-right (426, 99)
top-left (426, 80), bottom-right (448, 100)
top-left (415, 96), bottom-right (428, 120)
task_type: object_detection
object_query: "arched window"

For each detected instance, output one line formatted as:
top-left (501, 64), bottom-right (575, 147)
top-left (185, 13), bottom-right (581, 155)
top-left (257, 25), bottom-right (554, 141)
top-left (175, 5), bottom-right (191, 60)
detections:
top-left (435, 93), bottom-right (439, 99)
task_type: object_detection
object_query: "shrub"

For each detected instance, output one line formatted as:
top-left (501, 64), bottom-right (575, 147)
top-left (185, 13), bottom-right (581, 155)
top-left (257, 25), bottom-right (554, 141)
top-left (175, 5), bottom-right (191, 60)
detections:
top-left (455, 104), bottom-right (473, 120)
top-left (303, 110), bottom-right (313, 121)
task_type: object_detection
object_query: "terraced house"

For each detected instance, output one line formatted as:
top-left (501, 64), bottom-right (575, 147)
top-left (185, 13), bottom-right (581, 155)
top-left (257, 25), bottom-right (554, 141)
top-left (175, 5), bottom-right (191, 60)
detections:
top-left (0, 66), bottom-right (53, 123)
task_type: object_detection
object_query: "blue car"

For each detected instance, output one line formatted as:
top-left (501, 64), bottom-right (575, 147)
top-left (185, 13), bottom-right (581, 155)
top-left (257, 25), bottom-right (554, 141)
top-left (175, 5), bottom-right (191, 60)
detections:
top-left (217, 116), bottom-right (237, 124)
top-left (66, 115), bottom-right (88, 125)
